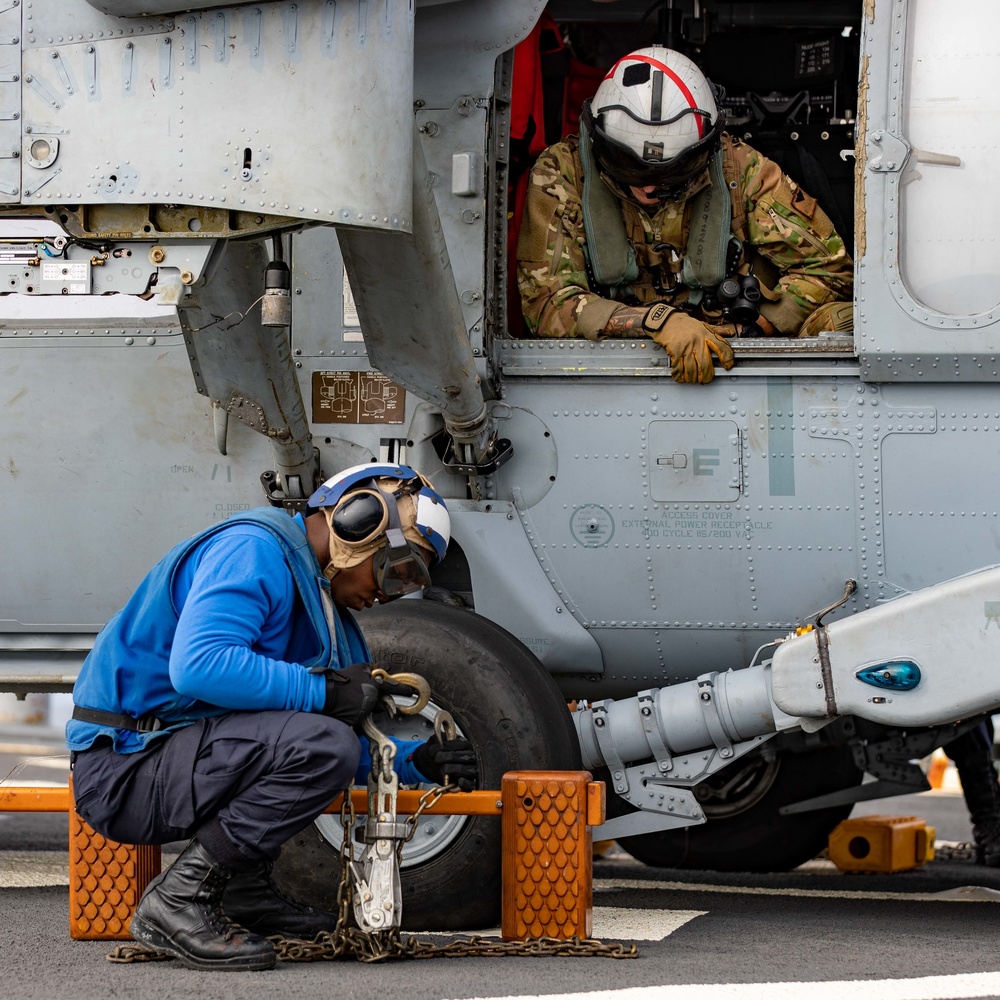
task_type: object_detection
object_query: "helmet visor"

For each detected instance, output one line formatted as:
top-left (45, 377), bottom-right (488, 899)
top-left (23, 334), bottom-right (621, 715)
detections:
top-left (587, 104), bottom-right (724, 192)
top-left (374, 540), bottom-right (433, 600)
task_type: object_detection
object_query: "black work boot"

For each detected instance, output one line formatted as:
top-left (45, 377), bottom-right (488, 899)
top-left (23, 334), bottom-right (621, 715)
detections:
top-left (129, 838), bottom-right (277, 971)
top-left (222, 857), bottom-right (339, 939)
top-left (973, 819), bottom-right (1000, 867)
top-left (947, 725), bottom-right (1000, 867)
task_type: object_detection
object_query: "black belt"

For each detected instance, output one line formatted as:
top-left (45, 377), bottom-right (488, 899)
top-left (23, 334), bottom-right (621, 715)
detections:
top-left (72, 705), bottom-right (166, 733)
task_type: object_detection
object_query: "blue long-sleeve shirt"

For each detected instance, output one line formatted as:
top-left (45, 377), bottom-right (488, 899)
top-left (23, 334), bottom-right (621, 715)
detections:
top-left (67, 509), bottom-right (427, 785)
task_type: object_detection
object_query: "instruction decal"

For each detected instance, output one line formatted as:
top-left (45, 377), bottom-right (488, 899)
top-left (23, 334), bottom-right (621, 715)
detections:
top-left (312, 370), bottom-right (405, 424)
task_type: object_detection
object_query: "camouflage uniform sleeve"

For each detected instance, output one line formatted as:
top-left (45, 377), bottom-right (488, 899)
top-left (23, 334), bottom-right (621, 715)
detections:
top-left (516, 140), bottom-right (622, 339)
top-left (738, 143), bottom-right (853, 335)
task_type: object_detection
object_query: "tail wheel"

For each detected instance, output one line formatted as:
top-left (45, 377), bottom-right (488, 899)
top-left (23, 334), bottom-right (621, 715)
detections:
top-left (615, 744), bottom-right (862, 872)
top-left (272, 601), bottom-right (581, 930)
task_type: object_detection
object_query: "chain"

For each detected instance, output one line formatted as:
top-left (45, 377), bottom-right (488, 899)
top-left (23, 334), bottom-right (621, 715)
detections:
top-left (270, 931), bottom-right (638, 963)
top-left (933, 840), bottom-right (977, 862)
top-left (107, 943), bottom-right (171, 964)
top-left (401, 781), bottom-right (457, 849)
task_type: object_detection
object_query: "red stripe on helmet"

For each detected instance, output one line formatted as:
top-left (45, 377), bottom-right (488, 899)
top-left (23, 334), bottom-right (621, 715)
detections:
top-left (603, 54), bottom-right (705, 139)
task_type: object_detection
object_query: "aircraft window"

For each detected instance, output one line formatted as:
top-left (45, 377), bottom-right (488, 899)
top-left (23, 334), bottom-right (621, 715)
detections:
top-left (899, 0), bottom-right (1000, 316)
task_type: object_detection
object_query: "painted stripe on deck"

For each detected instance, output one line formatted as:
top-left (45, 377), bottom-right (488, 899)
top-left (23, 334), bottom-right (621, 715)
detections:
top-left (452, 972), bottom-right (1000, 1000)
top-left (596, 876), bottom-right (1000, 903)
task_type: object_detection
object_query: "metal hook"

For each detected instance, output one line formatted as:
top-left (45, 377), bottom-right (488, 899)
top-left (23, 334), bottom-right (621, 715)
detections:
top-left (370, 668), bottom-right (430, 715)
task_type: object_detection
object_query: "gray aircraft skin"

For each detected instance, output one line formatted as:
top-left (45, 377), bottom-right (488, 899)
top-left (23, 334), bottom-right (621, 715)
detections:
top-left (2, 0), bottom-right (1000, 919)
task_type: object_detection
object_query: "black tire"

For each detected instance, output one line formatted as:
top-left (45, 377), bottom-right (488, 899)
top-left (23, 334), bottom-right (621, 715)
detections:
top-left (615, 744), bottom-right (862, 872)
top-left (272, 601), bottom-right (581, 930)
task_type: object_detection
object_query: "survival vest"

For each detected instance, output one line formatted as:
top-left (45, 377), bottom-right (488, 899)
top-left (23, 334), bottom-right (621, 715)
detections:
top-left (577, 121), bottom-right (748, 304)
top-left (67, 507), bottom-right (368, 752)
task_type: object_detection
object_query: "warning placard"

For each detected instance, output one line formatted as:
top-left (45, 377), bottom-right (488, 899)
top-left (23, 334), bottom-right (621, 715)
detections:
top-left (312, 371), bottom-right (405, 424)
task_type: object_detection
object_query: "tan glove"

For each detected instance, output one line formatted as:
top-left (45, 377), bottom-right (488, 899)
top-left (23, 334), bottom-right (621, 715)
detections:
top-left (644, 306), bottom-right (736, 384)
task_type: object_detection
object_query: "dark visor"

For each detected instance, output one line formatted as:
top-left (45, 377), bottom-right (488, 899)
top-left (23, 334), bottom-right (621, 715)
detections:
top-left (582, 100), bottom-right (724, 190)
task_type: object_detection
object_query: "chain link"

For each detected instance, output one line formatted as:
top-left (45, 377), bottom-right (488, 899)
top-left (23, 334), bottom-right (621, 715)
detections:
top-left (110, 930), bottom-right (638, 964)
top-left (933, 840), bottom-right (977, 862)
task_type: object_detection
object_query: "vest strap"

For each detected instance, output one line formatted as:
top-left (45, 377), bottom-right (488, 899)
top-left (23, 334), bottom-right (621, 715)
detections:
top-left (72, 705), bottom-right (166, 733)
top-left (681, 148), bottom-right (740, 293)
top-left (579, 119), bottom-right (640, 289)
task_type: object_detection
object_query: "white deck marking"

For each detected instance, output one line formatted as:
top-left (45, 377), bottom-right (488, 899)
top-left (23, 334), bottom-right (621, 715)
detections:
top-left (441, 908), bottom-right (706, 943)
top-left (592, 906), bottom-right (704, 941)
top-left (453, 972), bottom-right (1000, 1000)
top-left (0, 851), bottom-right (69, 888)
top-left (596, 876), bottom-right (1000, 903)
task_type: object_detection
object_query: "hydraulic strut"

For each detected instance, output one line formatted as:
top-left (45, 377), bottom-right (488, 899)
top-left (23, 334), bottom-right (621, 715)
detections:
top-left (574, 665), bottom-right (785, 777)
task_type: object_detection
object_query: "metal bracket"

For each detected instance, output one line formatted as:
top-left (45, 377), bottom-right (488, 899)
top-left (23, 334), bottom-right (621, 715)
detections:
top-left (646, 734), bottom-right (773, 789)
top-left (594, 799), bottom-right (704, 841)
top-left (867, 129), bottom-right (910, 173)
top-left (433, 429), bottom-right (513, 476)
top-left (853, 733), bottom-right (938, 788)
top-left (696, 673), bottom-right (734, 758)
top-left (637, 689), bottom-right (673, 775)
top-left (591, 701), bottom-right (629, 796)
top-left (259, 470), bottom-right (310, 512)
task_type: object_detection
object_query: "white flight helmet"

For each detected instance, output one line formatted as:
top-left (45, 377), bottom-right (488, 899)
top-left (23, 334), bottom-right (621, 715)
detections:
top-left (582, 46), bottom-right (724, 197)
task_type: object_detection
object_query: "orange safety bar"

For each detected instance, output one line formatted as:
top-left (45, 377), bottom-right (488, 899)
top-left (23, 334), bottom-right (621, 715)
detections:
top-left (0, 785), bottom-right (504, 816)
top-left (6, 772), bottom-right (605, 943)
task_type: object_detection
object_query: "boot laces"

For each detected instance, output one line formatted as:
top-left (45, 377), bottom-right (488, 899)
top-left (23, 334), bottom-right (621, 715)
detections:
top-left (202, 868), bottom-right (246, 939)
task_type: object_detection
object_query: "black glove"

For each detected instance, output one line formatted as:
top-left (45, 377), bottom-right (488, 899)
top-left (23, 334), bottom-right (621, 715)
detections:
top-left (321, 664), bottom-right (411, 726)
top-left (322, 664), bottom-right (377, 725)
top-left (412, 738), bottom-right (478, 791)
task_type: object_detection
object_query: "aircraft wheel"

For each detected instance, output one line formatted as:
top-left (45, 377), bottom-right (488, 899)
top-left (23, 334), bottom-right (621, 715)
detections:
top-left (615, 744), bottom-right (862, 872)
top-left (272, 601), bottom-right (581, 930)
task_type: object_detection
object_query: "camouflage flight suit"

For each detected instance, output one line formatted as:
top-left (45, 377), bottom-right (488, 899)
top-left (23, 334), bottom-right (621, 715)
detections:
top-left (516, 133), bottom-right (853, 339)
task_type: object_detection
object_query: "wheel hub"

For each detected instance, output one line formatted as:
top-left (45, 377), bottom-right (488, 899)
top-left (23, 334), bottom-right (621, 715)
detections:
top-left (313, 699), bottom-right (470, 868)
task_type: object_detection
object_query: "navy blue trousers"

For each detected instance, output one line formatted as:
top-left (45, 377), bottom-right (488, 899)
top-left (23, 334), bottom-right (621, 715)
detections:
top-left (70, 711), bottom-right (360, 861)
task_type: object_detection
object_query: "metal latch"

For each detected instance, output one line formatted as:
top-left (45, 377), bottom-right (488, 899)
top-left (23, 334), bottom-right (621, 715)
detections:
top-left (657, 452), bottom-right (687, 469)
top-left (350, 717), bottom-right (406, 932)
top-left (348, 670), bottom-right (432, 933)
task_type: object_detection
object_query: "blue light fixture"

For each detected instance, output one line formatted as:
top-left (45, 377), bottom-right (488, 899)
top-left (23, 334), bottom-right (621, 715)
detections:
top-left (856, 660), bottom-right (921, 691)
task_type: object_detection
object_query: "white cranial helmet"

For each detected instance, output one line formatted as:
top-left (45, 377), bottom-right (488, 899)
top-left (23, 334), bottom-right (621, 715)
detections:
top-left (584, 46), bottom-right (724, 197)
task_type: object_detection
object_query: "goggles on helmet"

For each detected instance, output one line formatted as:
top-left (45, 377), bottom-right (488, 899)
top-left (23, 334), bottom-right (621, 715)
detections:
top-left (329, 488), bottom-right (393, 546)
top-left (329, 483), bottom-right (433, 601)
top-left (582, 99), bottom-right (724, 194)
top-left (373, 539), bottom-right (433, 600)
